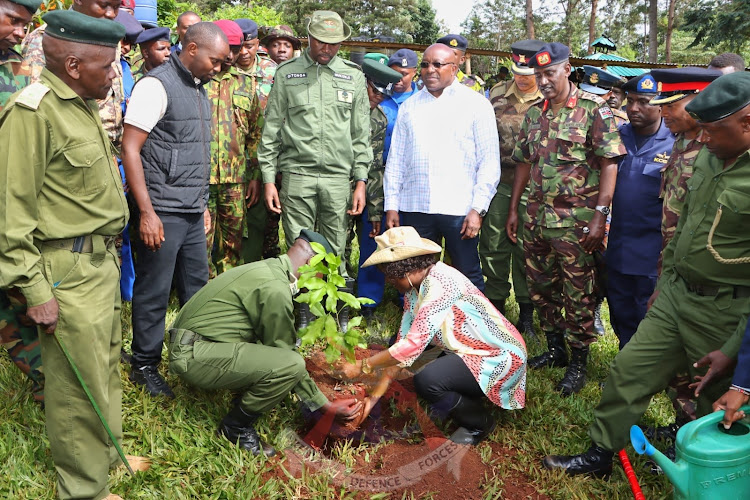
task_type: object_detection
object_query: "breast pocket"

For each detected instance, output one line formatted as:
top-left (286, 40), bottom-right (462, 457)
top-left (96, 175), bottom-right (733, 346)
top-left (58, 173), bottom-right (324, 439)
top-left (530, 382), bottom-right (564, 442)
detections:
top-left (716, 188), bottom-right (750, 233)
top-left (332, 80), bottom-right (355, 119)
top-left (642, 162), bottom-right (662, 178)
top-left (62, 141), bottom-right (108, 195)
top-left (555, 127), bottom-right (588, 163)
top-left (232, 90), bottom-right (254, 133)
top-left (286, 80), bottom-right (310, 109)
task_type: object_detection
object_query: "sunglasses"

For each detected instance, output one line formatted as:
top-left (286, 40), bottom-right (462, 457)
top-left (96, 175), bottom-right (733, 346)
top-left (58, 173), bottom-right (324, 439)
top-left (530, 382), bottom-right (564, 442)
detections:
top-left (420, 61), bottom-right (455, 70)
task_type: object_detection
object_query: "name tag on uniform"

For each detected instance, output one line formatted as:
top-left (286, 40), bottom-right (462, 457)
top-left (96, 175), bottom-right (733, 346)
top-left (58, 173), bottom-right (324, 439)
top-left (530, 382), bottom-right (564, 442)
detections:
top-left (286, 73), bottom-right (307, 79)
top-left (337, 89), bottom-right (353, 103)
top-left (598, 107), bottom-right (614, 120)
top-left (333, 73), bottom-right (352, 80)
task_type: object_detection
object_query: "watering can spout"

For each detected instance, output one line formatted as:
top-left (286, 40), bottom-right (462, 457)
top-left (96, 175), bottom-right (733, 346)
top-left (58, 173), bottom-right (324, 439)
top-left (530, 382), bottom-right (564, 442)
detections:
top-left (630, 425), bottom-right (688, 497)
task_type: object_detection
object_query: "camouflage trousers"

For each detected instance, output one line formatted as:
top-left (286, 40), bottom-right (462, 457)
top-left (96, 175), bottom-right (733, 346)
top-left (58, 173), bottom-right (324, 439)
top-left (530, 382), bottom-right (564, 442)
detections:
top-left (0, 288), bottom-right (44, 402)
top-left (523, 223), bottom-right (598, 348)
top-left (208, 183), bottom-right (246, 277)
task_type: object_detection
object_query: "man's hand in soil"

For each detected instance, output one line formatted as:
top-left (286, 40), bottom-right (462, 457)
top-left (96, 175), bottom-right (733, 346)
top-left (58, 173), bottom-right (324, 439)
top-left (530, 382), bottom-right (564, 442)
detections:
top-left (321, 398), bottom-right (363, 423)
top-left (339, 360), bottom-right (362, 379)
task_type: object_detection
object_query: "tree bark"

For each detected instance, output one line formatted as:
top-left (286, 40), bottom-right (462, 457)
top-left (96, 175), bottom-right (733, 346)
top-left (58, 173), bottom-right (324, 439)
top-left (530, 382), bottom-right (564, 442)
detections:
top-left (526, 0), bottom-right (535, 38)
top-left (648, 0), bottom-right (658, 62)
top-left (588, 0), bottom-right (598, 54)
top-left (665, 0), bottom-right (678, 63)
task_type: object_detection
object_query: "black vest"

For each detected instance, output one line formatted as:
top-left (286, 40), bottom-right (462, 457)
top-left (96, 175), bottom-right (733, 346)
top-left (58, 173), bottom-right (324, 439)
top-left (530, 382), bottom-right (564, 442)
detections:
top-left (139, 56), bottom-right (211, 213)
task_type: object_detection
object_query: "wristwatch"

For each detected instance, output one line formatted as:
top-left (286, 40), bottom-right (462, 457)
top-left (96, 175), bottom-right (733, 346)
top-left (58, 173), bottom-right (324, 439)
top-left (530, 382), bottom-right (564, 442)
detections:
top-left (361, 358), bottom-right (373, 375)
top-left (474, 208), bottom-right (487, 217)
top-left (595, 205), bottom-right (611, 216)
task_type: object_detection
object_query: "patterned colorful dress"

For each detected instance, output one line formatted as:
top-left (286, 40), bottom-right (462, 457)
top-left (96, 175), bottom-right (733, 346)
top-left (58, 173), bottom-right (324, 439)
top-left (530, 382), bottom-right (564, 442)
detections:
top-left (389, 262), bottom-right (527, 409)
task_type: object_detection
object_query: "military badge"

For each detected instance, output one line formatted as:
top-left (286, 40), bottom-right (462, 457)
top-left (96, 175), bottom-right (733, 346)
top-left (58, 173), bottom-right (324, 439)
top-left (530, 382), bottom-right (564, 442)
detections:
top-left (598, 106), bottom-right (614, 120)
top-left (654, 152), bottom-right (670, 164)
top-left (402, 58), bottom-right (408, 67)
top-left (536, 52), bottom-right (551, 66)
top-left (590, 73), bottom-right (599, 84)
top-left (519, 54), bottom-right (526, 64)
top-left (639, 77), bottom-right (655, 91)
top-left (449, 38), bottom-right (458, 47)
top-left (337, 90), bottom-right (353, 103)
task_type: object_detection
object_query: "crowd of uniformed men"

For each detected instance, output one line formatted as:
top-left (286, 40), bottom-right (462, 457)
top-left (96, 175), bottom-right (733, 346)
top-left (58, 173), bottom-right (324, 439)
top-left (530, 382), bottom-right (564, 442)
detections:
top-left (1, 0), bottom-right (750, 497)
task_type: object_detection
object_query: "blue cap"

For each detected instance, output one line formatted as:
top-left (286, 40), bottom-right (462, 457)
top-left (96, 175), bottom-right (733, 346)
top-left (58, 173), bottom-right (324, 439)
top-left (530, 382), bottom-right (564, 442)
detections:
top-left (235, 18), bottom-right (258, 41)
top-left (136, 27), bottom-right (171, 45)
top-left (622, 72), bottom-right (658, 94)
top-left (528, 42), bottom-right (570, 68)
top-left (388, 48), bottom-right (418, 69)
top-left (437, 34), bottom-right (468, 52)
top-left (114, 10), bottom-right (144, 42)
top-left (580, 65), bottom-right (626, 95)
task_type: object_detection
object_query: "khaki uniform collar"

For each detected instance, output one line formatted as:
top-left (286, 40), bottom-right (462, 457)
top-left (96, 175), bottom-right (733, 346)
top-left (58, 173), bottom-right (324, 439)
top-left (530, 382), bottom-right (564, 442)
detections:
top-left (505, 81), bottom-right (542, 103)
top-left (40, 68), bottom-right (82, 101)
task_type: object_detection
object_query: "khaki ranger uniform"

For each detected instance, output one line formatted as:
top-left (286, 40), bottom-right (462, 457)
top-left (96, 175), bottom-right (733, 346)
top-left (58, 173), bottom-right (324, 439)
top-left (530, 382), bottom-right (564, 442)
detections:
top-left (481, 80), bottom-right (542, 307)
top-left (0, 43), bottom-right (44, 402)
top-left (206, 66), bottom-right (263, 276)
top-left (0, 70), bottom-right (129, 499)
top-left (589, 145), bottom-right (750, 451)
top-left (258, 49), bottom-right (372, 271)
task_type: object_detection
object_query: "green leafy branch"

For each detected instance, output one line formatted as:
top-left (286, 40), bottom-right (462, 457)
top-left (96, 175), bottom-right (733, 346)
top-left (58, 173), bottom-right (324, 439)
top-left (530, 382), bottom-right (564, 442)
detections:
top-left (295, 242), bottom-right (374, 364)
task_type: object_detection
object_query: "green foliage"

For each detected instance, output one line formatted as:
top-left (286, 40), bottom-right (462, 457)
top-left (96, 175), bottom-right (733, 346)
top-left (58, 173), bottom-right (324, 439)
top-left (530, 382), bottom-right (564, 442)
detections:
top-left (157, 0), bottom-right (199, 29)
top-left (409, 0), bottom-right (441, 44)
top-left (295, 242), bottom-right (374, 365)
top-left (683, 0), bottom-right (750, 54)
top-left (205, 3), bottom-right (284, 26)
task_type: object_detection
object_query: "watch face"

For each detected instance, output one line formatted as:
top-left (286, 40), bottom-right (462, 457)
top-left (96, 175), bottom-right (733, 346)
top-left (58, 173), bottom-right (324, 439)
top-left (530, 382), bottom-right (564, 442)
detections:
top-left (599, 207), bottom-right (610, 215)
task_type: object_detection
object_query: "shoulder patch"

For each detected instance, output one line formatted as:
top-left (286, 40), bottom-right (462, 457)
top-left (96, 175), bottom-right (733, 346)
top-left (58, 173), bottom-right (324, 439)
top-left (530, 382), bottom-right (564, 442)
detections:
top-left (598, 106), bottom-right (614, 120)
top-left (579, 89), bottom-right (607, 106)
top-left (16, 82), bottom-right (51, 110)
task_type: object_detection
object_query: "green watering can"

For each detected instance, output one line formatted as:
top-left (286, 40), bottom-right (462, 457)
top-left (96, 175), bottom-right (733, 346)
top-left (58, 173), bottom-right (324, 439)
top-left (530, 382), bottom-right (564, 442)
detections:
top-left (630, 405), bottom-right (750, 499)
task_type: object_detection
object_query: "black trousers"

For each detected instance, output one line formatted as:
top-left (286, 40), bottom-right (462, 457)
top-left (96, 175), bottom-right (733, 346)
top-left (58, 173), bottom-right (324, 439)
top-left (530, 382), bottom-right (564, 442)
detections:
top-left (413, 352), bottom-right (486, 421)
top-left (131, 211), bottom-right (208, 368)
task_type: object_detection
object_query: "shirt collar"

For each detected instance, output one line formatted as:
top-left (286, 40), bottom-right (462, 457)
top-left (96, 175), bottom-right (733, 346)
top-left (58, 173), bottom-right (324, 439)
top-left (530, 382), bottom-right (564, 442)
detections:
top-left (300, 49), bottom-right (343, 70)
top-left (0, 47), bottom-right (23, 64)
top-left (420, 77), bottom-right (461, 99)
top-left (40, 68), bottom-right (82, 101)
top-left (542, 84), bottom-right (579, 112)
top-left (505, 81), bottom-right (543, 103)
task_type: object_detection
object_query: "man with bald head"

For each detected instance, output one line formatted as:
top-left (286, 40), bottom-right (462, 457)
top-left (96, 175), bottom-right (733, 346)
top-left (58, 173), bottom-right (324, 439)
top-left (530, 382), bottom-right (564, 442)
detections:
top-left (21, 0), bottom-right (126, 150)
top-left (0, 10), bottom-right (147, 499)
top-left (122, 22), bottom-right (229, 398)
top-left (173, 10), bottom-right (201, 53)
top-left (384, 43), bottom-right (500, 291)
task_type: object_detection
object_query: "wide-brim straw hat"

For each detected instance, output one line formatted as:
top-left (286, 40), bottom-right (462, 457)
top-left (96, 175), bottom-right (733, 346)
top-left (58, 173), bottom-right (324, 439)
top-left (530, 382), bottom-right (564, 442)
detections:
top-left (362, 227), bottom-right (442, 267)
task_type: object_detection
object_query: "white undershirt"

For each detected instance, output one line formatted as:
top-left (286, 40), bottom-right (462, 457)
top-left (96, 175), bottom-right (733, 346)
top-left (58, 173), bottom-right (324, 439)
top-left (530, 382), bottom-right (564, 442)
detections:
top-left (124, 76), bottom-right (168, 132)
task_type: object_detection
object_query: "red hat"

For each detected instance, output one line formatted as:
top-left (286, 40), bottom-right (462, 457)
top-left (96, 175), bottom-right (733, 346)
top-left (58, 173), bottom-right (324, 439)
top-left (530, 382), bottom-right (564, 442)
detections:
top-left (121, 0), bottom-right (135, 9)
top-left (213, 20), bottom-right (243, 46)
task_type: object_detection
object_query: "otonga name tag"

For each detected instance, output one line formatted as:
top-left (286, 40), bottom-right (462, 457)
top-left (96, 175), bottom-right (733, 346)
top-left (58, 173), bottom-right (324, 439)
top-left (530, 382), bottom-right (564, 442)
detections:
top-left (337, 89), bottom-right (353, 103)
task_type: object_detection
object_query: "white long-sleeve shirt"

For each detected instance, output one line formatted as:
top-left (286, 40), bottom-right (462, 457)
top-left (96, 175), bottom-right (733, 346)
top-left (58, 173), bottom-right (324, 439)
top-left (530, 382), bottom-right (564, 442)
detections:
top-left (384, 79), bottom-right (501, 216)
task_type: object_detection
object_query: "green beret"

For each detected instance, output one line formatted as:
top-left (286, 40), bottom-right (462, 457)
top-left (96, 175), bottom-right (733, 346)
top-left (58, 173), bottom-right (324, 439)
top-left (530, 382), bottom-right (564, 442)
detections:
top-left (685, 71), bottom-right (750, 123)
top-left (297, 229), bottom-right (335, 255)
top-left (43, 10), bottom-right (125, 48)
top-left (8, 0), bottom-right (42, 13)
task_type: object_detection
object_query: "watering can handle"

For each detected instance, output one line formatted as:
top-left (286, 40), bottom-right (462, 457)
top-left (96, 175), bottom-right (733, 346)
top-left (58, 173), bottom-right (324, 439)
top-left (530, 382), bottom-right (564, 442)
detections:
top-left (680, 405), bottom-right (750, 442)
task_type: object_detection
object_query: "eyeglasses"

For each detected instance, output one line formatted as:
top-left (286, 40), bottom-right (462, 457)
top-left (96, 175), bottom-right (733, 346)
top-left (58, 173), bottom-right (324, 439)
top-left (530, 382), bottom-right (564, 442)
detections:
top-left (420, 61), bottom-right (455, 70)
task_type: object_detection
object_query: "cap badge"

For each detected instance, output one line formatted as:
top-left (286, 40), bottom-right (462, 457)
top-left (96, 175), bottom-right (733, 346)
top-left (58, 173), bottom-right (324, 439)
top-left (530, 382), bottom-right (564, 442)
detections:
top-left (590, 73), bottom-right (599, 84)
top-left (449, 39), bottom-right (458, 47)
top-left (518, 54), bottom-right (526, 64)
top-left (640, 77), bottom-right (655, 90)
top-left (536, 52), bottom-right (551, 66)
top-left (402, 58), bottom-right (407, 67)
top-left (657, 82), bottom-right (662, 92)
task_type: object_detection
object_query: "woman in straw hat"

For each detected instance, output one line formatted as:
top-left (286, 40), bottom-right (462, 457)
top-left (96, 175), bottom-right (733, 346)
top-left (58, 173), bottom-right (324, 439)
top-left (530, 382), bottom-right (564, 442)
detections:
top-left (339, 227), bottom-right (527, 445)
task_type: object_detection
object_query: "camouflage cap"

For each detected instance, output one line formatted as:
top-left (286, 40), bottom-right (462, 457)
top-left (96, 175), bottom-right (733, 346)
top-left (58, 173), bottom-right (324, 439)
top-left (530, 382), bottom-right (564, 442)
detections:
top-left (43, 10), bottom-right (125, 48)
top-left (685, 71), bottom-right (750, 123)
top-left (260, 24), bottom-right (301, 50)
top-left (8, 0), bottom-right (42, 13)
top-left (307, 10), bottom-right (351, 45)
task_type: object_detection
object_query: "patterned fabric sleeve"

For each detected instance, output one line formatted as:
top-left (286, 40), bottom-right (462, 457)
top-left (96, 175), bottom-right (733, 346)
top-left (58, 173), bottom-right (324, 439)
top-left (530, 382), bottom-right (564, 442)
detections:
top-left (511, 111), bottom-right (533, 164)
top-left (589, 104), bottom-right (626, 159)
top-left (388, 271), bottom-right (463, 367)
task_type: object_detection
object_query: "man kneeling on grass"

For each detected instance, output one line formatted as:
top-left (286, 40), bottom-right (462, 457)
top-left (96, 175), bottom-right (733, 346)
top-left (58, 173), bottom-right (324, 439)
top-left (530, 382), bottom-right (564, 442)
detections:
top-left (168, 229), bottom-right (361, 456)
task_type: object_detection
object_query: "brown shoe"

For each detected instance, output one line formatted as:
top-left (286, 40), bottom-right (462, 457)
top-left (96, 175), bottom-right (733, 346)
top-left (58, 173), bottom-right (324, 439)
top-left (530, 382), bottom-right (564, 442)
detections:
top-left (124, 455), bottom-right (152, 472)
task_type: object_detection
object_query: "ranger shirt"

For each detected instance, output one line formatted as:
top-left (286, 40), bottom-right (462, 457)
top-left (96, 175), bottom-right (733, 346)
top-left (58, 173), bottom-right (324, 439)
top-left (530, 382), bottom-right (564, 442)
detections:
top-left (0, 70), bottom-right (129, 307)
top-left (257, 49), bottom-right (372, 184)
top-left (512, 86), bottom-right (626, 227)
top-left (171, 255), bottom-right (329, 410)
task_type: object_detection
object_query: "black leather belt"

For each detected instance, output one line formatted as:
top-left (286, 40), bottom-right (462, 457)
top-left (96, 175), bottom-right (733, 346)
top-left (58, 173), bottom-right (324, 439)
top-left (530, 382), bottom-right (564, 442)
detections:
top-left (684, 280), bottom-right (750, 299)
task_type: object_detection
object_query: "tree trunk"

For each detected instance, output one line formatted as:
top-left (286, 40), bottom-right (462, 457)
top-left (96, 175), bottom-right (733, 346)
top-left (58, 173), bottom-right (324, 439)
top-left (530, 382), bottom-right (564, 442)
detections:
top-left (588, 0), bottom-right (598, 55)
top-left (526, 0), bottom-right (535, 38)
top-left (648, 0), bottom-right (658, 62)
top-left (665, 0), bottom-right (678, 63)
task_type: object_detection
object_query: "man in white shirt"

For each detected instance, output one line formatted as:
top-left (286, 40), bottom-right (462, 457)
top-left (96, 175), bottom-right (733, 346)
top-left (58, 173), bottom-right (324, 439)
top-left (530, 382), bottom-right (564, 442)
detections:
top-left (384, 43), bottom-right (500, 291)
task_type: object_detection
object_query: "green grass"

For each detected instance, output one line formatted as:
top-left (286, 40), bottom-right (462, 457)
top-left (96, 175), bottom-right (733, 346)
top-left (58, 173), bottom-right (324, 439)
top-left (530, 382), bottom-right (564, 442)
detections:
top-left (0, 233), bottom-right (675, 498)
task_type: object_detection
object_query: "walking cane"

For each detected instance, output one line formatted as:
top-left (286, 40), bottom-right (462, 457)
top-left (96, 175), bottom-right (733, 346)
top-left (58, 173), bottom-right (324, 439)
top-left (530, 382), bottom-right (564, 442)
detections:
top-left (55, 334), bottom-right (135, 476)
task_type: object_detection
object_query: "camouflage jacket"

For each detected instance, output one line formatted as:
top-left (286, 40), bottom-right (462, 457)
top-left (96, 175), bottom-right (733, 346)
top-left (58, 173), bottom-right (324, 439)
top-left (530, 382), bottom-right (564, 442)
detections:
top-left (658, 133), bottom-right (704, 273)
top-left (0, 48), bottom-right (31, 111)
top-left (366, 105), bottom-right (387, 221)
top-left (22, 25), bottom-right (125, 151)
top-left (457, 69), bottom-right (484, 93)
top-left (613, 108), bottom-right (628, 127)
top-left (237, 53), bottom-right (277, 111)
top-left (513, 85), bottom-right (626, 227)
top-left (207, 67), bottom-right (264, 185)
top-left (489, 80), bottom-right (542, 186)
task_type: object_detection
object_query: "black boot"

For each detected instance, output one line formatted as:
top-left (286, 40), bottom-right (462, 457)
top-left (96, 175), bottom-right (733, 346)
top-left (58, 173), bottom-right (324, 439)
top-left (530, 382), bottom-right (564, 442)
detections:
top-left (217, 405), bottom-right (275, 457)
top-left (556, 346), bottom-right (589, 396)
top-left (297, 303), bottom-right (311, 331)
top-left (338, 278), bottom-right (356, 332)
top-left (594, 298), bottom-right (606, 336)
top-left (130, 365), bottom-right (175, 398)
top-left (447, 396), bottom-right (496, 445)
top-left (515, 302), bottom-right (538, 342)
top-left (528, 333), bottom-right (568, 369)
top-left (542, 444), bottom-right (613, 477)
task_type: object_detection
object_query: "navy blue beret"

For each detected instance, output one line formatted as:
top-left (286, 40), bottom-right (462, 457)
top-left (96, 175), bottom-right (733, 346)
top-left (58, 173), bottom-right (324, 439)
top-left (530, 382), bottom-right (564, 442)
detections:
top-left (135, 27), bottom-right (171, 45)
top-left (235, 18), bottom-right (258, 41)
top-left (388, 48), bottom-right (418, 69)
top-left (528, 42), bottom-right (570, 69)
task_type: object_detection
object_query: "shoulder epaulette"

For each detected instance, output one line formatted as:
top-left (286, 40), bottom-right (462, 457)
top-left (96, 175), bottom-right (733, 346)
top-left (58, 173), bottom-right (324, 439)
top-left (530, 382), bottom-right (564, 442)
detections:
top-left (578, 89), bottom-right (607, 106)
top-left (15, 82), bottom-right (51, 110)
top-left (341, 59), bottom-right (362, 70)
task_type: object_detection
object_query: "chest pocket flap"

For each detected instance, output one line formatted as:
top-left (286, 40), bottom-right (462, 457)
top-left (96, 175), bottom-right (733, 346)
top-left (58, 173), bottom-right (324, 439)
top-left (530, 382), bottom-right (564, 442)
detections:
top-left (555, 126), bottom-right (588, 162)
top-left (62, 141), bottom-right (108, 195)
top-left (285, 78), bottom-right (309, 108)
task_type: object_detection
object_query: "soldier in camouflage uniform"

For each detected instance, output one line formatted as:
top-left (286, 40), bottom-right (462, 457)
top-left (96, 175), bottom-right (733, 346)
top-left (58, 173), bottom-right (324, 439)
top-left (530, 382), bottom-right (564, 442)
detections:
top-left (436, 34), bottom-right (484, 93)
top-left (507, 43), bottom-right (625, 396)
top-left (207, 20), bottom-right (263, 276)
top-left (482, 40), bottom-right (543, 339)
top-left (234, 19), bottom-right (283, 264)
top-left (0, 0), bottom-right (44, 403)
top-left (647, 67), bottom-right (723, 428)
top-left (21, 0), bottom-right (125, 151)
